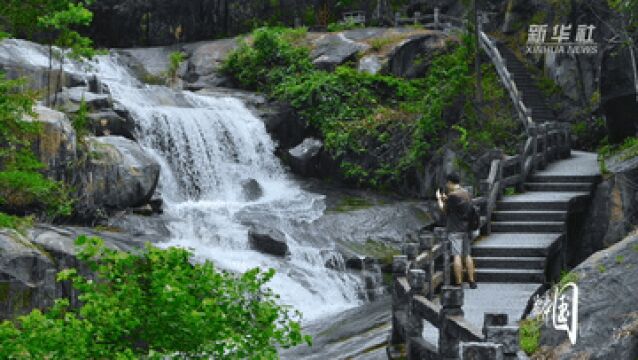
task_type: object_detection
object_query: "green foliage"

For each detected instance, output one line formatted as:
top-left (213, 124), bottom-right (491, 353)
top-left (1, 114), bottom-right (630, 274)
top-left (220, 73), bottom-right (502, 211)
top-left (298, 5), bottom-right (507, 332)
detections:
top-left (0, 236), bottom-right (311, 358)
top-left (598, 136), bottom-right (638, 167)
top-left (557, 270), bottom-right (579, 288)
top-left (536, 75), bottom-right (561, 97)
top-left (331, 196), bottom-right (373, 212)
top-left (326, 19), bottom-right (363, 32)
top-left (71, 99), bottom-right (90, 138)
top-left (0, 212), bottom-right (34, 233)
top-left (519, 317), bottom-right (542, 355)
top-left (504, 187), bottom-right (517, 196)
top-left (615, 255), bottom-right (625, 264)
top-left (598, 264), bottom-right (607, 273)
top-left (167, 51), bottom-right (186, 80)
top-left (0, 73), bottom-right (72, 218)
top-left (222, 27), bottom-right (312, 91)
top-left (0, 170), bottom-right (72, 216)
top-left (223, 27), bottom-right (518, 189)
top-left (37, 0), bottom-right (95, 60)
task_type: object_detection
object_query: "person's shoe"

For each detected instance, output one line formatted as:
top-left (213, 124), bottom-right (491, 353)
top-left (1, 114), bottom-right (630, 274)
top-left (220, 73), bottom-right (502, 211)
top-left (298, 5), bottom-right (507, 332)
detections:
top-left (469, 282), bottom-right (477, 289)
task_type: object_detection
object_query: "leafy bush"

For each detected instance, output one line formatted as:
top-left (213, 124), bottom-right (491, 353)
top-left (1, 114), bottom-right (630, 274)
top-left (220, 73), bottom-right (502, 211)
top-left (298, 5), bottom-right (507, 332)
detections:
top-left (519, 317), bottom-right (542, 355)
top-left (71, 99), bottom-right (90, 137)
top-left (0, 236), bottom-right (310, 358)
top-left (0, 212), bottom-right (33, 233)
top-left (223, 27), bottom-right (519, 189)
top-left (0, 170), bottom-right (72, 216)
top-left (167, 51), bottom-right (186, 81)
top-left (222, 27), bottom-right (313, 91)
top-left (0, 72), bottom-right (73, 219)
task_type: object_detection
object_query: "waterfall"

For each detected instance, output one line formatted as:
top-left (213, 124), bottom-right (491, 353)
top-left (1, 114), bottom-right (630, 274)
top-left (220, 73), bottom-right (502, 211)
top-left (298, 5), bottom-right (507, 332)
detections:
top-left (96, 55), bottom-right (363, 321)
top-left (2, 39), bottom-right (363, 321)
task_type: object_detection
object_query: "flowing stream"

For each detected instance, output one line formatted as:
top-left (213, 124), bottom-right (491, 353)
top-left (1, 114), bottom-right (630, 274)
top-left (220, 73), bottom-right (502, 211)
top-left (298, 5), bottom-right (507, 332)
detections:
top-left (2, 40), bottom-right (363, 321)
top-left (97, 55), bottom-right (364, 321)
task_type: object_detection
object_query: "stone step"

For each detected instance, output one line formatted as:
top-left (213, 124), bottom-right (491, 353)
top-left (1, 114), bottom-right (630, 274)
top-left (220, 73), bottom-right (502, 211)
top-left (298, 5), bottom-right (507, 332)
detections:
top-left (526, 182), bottom-right (592, 192)
top-left (496, 200), bottom-right (569, 211)
top-left (492, 210), bottom-right (567, 222)
top-left (491, 221), bottom-right (564, 233)
top-left (476, 268), bottom-right (545, 283)
top-left (474, 256), bottom-right (546, 269)
top-left (472, 233), bottom-right (561, 257)
top-left (529, 174), bottom-right (600, 183)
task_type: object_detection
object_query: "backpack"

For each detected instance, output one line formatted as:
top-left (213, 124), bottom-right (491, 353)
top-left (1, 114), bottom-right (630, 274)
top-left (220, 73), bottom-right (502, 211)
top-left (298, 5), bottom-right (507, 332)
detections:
top-left (466, 203), bottom-right (481, 231)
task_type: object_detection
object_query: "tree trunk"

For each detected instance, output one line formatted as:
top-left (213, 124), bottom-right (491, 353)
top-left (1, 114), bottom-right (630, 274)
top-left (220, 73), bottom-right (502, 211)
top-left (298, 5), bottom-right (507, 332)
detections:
top-left (53, 53), bottom-right (64, 107)
top-left (47, 43), bottom-right (52, 107)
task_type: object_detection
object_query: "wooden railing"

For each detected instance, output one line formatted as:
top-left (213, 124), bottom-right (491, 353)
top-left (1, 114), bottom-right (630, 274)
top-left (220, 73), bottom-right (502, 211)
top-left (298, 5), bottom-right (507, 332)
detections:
top-left (342, 11), bottom-right (366, 25)
top-left (394, 8), bottom-right (464, 29)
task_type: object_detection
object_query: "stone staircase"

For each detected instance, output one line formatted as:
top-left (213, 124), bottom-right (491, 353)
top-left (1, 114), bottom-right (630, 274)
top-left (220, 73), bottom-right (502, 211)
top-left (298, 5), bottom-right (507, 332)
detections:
top-left (471, 155), bottom-right (599, 285)
top-left (467, 43), bottom-right (603, 284)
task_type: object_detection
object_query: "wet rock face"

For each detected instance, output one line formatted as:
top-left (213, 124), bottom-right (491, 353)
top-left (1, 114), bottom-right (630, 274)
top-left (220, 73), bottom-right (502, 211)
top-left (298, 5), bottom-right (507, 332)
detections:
top-left (287, 138), bottom-right (324, 178)
top-left (537, 233), bottom-right (638, 360)
top-left (310, 33), bottom-right (370, 71)
top-left (75, 136), bottom-right (160, 212)
top-left (573, 154), bottom-right (638, 265)
top-left (27, 106), bottom-right (78, 182)
top-left (0, 224), bottom-right (161, 320)
top-left (0, 229), bottom-right (56, 320)
top-left (240, 178), bottom-right (263, 201)
top-left (247, 225), bottom-right (290, 257)
top-left (386, 32), bottom-right (451, 78)
top-left (87, 110), bottom-right (136, 139)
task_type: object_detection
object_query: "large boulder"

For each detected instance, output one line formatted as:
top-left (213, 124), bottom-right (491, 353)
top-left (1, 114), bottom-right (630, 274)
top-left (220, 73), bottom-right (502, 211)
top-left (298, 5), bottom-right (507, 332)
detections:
top-left (76, 136), bottom-right (160, 211)
top-left (0, 229), bottom-right (57, 319)
top-left (573, 152), bottom-right (638, 265)
top-left (240, 178), bottom-right (263, 201)
top-left (53, 86), bottom-right (111, 113)
top-left (248, 225), bottom-right (290, 257)
top-left (0, 39), bottom-right (85, 94)
top-left (182, 38), bottom-right (238, 88)
top-left (0, 223), bottom-right (161, 320)
top-left (27, 105), bottom-right (78, 182)
top-left (386, 32), bottom-right (452, 78)
top-left (311, 33), bottom-right (369, 71)
top-left (287, 138), bottom-right (324, 177)
top-left (87, 110), bottom-right (136, 139)
top-left (536, 232), bottom-right (638, 360)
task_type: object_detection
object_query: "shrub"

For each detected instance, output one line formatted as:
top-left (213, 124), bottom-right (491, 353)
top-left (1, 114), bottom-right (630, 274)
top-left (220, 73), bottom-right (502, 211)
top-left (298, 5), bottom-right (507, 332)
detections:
top-left (0, 170), bottom-right (72, 216)
top-left (0, 72), bottom-right (73, 219)
top-left (0, 212), bottom-right (33, 233)
top-left (167, 51), bottom-right (186, 81)
top-left (221, 27), bottom-right (313, 91)
top-left (0, 236), bottom-right (311, 358)
top-left (222, 27), bottom-right (518, 189)
top-left (519, 317), bottom-right (542, 355)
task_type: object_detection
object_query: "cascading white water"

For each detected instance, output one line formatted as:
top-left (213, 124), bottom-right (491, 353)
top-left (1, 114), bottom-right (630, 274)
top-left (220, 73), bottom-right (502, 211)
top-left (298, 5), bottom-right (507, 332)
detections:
top-left (0, 39), bottom-right (363, 321)
top-left (92, 53), bottom-right (363, 321)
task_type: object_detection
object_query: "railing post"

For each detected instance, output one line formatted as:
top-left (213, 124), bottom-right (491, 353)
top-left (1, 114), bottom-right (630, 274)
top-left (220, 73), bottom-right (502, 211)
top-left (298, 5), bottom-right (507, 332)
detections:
top-left (434, 227), bottom-right (449, 286)
top-left (439, 286), bottom-right (464, 359)
top-left (395, 12), bottom-right (400, 26)
top-left (482, 313), bottom-right (520, 358)
top-left (413, 11), bottom-right (420, 25)
top-left (390, 255), bottom-right (408, 347)
top-left (459, 342), bottom-right (504, 360)
top-left (434, 7), bottom-right (440, 27)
